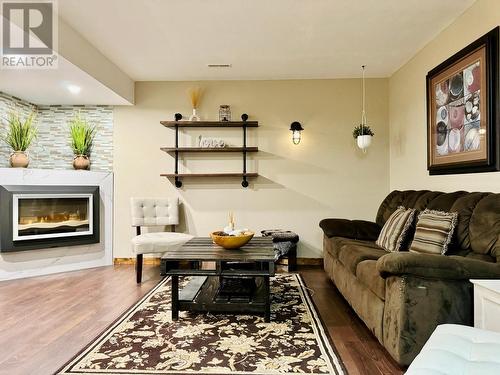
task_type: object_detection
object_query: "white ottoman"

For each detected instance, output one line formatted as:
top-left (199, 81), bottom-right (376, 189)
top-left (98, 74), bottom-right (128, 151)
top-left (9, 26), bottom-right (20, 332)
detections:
top-left (406, 324), bottom-right (500, 375)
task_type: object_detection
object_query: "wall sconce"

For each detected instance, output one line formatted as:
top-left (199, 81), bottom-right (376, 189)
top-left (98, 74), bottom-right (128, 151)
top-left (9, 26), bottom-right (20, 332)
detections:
top-left (290, 121), bottom-right (304, 145)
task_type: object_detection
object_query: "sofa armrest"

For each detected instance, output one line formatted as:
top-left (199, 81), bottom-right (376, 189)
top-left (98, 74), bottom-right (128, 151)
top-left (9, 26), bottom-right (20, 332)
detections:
top-left (377, 252), bottom-right (500, 280)
top-left (319, 218), bottom-right (381, 241)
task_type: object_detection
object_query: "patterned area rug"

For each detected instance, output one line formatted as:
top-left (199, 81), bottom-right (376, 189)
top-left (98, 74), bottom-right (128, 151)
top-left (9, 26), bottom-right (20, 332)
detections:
top-left (57, 274), bottom-right (345, 374)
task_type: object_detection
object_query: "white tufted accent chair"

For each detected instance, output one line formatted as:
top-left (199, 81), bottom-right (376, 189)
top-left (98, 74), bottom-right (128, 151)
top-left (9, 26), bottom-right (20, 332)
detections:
top-left (130, 198), bottom-right (193, 283)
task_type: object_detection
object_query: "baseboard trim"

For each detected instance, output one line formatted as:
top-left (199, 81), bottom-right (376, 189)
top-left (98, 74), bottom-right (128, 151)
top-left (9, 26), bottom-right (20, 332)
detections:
top-left (297, 258), bottom-right (323, 266)
top-left (114, 257), bottom-right (323, 266)
top-left (114, 257), bottom-right (161, 265)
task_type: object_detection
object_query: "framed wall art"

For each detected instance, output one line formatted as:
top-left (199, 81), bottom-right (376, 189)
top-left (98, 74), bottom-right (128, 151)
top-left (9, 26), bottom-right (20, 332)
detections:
top-left (426, 27), bottom-right (500, 175)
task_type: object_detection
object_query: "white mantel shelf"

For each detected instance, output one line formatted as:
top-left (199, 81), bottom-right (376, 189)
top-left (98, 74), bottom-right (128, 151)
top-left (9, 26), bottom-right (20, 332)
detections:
top-left (0, 168), bottom-right (113, 281)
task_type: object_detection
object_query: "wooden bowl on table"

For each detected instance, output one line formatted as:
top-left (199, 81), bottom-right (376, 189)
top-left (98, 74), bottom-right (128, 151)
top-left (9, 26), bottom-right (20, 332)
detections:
top-left (210, 231), bottom-right (255, 249)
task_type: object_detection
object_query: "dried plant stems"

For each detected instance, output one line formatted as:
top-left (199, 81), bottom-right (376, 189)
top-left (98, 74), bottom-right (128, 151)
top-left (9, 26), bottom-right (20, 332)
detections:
top-left (188, 87), bottom-right (203, 109)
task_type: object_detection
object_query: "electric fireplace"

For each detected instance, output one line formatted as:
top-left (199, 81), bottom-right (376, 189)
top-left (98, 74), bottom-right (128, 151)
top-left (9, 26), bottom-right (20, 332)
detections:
top-left (0, 185), bottom-right (100, 252)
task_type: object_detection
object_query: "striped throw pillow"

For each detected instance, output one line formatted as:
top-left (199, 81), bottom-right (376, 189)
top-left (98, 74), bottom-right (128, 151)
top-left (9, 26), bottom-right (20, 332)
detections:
top-left (376, 206), bottom-right (416, 252)
top-left (409, 209), bottom-right (458, 255)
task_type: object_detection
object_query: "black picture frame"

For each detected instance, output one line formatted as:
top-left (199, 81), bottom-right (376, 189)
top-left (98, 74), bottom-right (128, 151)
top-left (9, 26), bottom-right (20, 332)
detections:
top-left (426, 27), bottom-right (500, 175)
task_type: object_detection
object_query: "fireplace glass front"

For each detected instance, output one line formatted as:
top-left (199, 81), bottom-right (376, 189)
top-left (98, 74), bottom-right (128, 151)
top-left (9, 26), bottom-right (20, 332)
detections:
top-left (13, 194), bottom-right (93, 241)
top-left (0, 185), bottom-right (100, 252)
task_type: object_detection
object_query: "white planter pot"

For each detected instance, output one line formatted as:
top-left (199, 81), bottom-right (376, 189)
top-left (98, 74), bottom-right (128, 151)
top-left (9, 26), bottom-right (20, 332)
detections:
top-left (357, 135), bottom-right (373, 150)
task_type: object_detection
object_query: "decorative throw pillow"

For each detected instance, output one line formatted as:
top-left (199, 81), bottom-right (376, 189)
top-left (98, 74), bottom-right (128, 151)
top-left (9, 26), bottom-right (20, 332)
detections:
top-left (376, 206), bottom-right (416, 252)
top-left (409, 209), bottom-right (458, 255)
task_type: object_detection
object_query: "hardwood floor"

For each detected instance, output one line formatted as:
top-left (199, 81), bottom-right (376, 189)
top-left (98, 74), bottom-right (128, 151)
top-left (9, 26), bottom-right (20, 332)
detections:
top-left (0, 265), bottom-right (403, 375)
top-left (0, 265), bottom-right (162, 375)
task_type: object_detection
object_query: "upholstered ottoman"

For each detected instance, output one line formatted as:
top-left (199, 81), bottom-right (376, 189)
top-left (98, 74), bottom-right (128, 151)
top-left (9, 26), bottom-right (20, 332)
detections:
top-left (406, 324), bottom-right (500, 375)
top-left (261, 229), bottom-right (298, 271)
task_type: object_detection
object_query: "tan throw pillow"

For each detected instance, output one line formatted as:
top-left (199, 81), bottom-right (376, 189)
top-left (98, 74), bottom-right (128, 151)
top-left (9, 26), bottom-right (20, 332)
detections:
top-left (376, 206), bottom-right (416, 252)
top-left (410, 209), bottom-right (458, 255)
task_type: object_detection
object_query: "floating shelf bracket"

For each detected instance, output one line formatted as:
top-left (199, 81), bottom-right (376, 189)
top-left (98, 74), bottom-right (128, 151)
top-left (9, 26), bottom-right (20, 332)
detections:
top-left (242, 121), bottom-right (248, 187)
top-left (174, 123), bottom-right (182, 188)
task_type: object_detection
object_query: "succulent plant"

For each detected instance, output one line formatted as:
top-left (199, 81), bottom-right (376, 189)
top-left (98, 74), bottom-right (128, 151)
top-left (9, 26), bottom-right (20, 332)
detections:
top-left (353, 124), bottom-right (374, 138)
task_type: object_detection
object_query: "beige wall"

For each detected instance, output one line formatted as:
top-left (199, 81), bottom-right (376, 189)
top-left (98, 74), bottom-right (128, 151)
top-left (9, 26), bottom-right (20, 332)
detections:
top-left (389, 0), bottom-right (500, 192)
top-left (114, 79), bottom-right (389, 258)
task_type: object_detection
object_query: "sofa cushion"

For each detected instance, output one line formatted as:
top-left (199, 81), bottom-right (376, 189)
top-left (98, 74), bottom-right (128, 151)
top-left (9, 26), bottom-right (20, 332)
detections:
top-left (377, 252), bottom-right (500, 280)
top-left (323, 236), bottom-right (350, 259)
top-left (425, 191), bottom-right (467, 211)
top-left (331, 258), bottom-right (385, 342)
top-left (465, 252), bottom-right (496, 263)
top-left (338, 240), bottom-right (387, 274)
top-left (376, 206), bottom-right (416, 252)
top-left (319, 219), bottom-right (381, 241)
top-left (469, 193), bottom-right (500, 259)
top-left (449, 192), bottom-right (489, 251)
top-left (131, 232), bottom-right (193, 254)
top-left (356, 260), bottom-right (386, 300)
top-left (376, 190), bottom-right (443, 227)
top-left (410, 209), bottom-right (458, 255)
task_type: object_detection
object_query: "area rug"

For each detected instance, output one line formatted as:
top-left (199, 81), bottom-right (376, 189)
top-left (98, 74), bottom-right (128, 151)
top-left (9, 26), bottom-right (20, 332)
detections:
top-left (57, 274), bottom-right (345, 374)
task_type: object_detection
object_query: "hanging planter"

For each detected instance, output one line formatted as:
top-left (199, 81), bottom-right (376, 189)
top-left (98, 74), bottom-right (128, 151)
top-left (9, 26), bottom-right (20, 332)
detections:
top-left (353, 125), bottom-right (374, 150)
top-left (357, 135), bottom-right (372, 149)
top-left (353, 65), bottom-right (375, 152)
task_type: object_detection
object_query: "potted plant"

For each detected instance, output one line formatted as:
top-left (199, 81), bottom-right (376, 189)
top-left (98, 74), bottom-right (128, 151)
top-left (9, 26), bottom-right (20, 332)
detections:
top-left (69, 113), bottom-right (96, 170)
top-left (353, 124), bottom-right (374, 150)
top-left (2, 111), bottom-right (37, 168)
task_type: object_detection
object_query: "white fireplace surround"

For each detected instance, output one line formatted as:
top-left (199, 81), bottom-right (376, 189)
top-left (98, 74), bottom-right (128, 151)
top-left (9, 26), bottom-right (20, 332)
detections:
top-left (0, 168), bottom-right (113, 280)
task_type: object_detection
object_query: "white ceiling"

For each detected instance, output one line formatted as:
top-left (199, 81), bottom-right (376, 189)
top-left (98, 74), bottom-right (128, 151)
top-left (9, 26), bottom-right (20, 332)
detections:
top-left (0, 15), bottom-right (131, 105)
top-left (59, 0), bottom-right (475, 81)
top-left (0, 56), bottom-right (130, 105)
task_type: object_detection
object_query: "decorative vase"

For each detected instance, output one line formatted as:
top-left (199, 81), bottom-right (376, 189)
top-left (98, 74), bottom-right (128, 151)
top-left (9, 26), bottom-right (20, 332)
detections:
top-left (73, 155), bottom-right (90, 170)
top-left (189, 108), bottom-right (200, 121)
top-left (9, 151), bottom-right (29, 168)
top-left (357, 135), bottom-right (373, 150)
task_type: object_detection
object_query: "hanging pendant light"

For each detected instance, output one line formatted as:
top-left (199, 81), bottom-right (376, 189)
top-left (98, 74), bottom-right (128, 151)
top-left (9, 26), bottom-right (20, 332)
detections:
top-left (355, 65), bottom-right (374, 152)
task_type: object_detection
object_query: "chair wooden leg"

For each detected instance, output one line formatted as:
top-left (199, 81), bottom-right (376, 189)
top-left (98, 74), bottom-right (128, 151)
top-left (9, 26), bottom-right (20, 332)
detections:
top-left (136, 254), bottom-right (143, 283)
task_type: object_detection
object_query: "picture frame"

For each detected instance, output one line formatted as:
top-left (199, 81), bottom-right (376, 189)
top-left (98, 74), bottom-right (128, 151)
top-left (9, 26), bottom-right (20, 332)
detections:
top-left (426, 27), bottom-right (500, 175)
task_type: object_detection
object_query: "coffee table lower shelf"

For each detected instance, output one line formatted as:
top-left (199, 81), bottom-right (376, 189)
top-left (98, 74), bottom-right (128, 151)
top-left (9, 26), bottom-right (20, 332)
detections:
top-left (173, 276), bottom-right (270, 320)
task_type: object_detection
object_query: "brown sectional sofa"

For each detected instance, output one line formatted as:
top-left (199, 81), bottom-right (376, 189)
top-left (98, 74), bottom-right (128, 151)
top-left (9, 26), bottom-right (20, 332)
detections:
top-left (319, 190), bottom-right (500, 366)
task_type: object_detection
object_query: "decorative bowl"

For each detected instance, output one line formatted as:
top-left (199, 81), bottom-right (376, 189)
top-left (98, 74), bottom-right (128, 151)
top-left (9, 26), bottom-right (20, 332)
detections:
top-left (210, 231), bottom-right (254, 249)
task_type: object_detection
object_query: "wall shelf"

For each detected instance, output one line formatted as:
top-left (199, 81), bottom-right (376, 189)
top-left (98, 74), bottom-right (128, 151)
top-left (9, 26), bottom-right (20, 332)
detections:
top-left (160, 119), bottom-right (259, 188)
top-left (161, 147), bottom-right (258, 154)
top-left (161, 173), bottom-right (259, 178)
top-left (160, 121), bottom-right (258, 128)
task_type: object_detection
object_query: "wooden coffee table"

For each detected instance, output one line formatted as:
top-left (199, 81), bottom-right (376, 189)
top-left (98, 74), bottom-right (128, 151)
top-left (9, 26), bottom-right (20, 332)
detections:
top-left (163, 237), bottom-right (275, 322)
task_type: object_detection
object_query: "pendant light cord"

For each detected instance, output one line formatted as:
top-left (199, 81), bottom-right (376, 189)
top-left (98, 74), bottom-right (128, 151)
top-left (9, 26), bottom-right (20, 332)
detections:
top-left (361, 65), bottom-right (366, 135)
